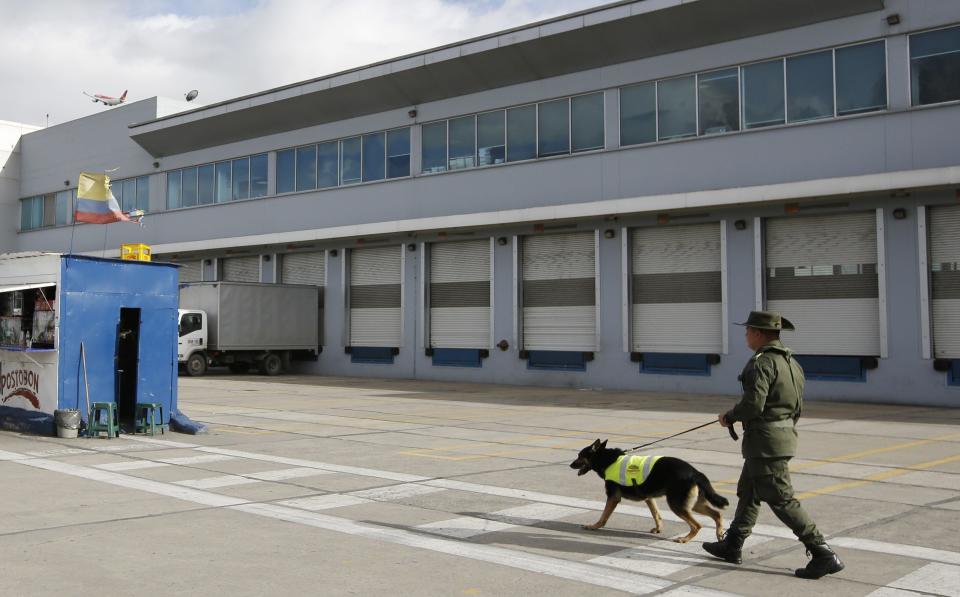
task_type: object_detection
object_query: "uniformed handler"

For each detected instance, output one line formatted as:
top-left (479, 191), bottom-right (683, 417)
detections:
top-left (702, 311), bottom-right (844, 580)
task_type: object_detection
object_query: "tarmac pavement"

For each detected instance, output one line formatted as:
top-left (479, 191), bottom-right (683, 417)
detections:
top-left (1, 374), bottom-right (958, 596)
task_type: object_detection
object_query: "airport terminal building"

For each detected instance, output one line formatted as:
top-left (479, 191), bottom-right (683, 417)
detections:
top-left (3, 0), bottom-right (960, 406)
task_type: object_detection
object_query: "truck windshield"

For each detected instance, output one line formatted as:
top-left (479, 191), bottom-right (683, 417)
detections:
top-left (179, 313), bottom-right (202, 337)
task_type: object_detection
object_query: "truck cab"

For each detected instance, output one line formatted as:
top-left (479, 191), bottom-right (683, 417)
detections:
top-left (177, 309), bottom-right (208, 376)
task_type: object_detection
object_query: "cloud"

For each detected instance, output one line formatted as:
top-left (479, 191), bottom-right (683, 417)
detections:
top-left (0, 0), bottom-right (609, 127)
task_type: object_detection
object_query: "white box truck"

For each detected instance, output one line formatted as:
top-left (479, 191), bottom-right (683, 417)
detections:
top-left (178, 282), bottom-right (320, 376)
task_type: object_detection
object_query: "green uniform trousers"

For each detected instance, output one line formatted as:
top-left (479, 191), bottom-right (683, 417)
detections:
top-left (729, 457), bottom-right (824, 546)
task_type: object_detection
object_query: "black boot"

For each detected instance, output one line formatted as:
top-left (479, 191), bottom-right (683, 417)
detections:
top-left (702, 532), bottom-right (744, 564)
top-left (795, 543), bottom-right (844, 579)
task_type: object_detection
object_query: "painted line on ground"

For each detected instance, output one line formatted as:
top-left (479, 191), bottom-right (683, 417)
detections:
top-left (348, 482), bottom-right (446, 501)
top-left (830, 537), bottom-right (960, 566)
top-left (175, 475), bottom-right (261, 489)
top-left (278, 494), bottom-right (372, 511)
top-left (194, 446), bottom-right (428, 482)
top-left (157, 454), bottom-right (238, 466)
top-left (589, 536), bottom-right (775, 578)
top-left (795, 453), bottom-right (960, 500)
top-left (95, 460), bottom-right (172, 472)
top-left (867, 562), bottom-right (960, 597)
top-left (417, 503), bottom-right (584, 539)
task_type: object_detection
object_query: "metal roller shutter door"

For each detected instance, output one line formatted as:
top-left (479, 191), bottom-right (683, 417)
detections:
top-left (281, 251), bottom-right (325, 286)
top-left (221, 256), bottom-right (260, 282)
top-left (631, 223), bottom-right (722, 353)
top-left (350, 246), bottom-right (401, 347)
top-left (930, 205), bottom-right (960, 358)
top-left (177, 260), bottom-right (202, 283)
top-left (765, 213), bottom-right (879, 356)
top-left (430, 240), bottom-right (490, 349)
top-left (522, 232), bottom-right (596, 351)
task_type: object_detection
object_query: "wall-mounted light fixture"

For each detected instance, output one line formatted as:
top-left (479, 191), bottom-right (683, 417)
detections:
top-left (63, 179), bottom-right (70, 187)
top-left (893, 208), bottom-right (908, 220)
top-left (329, 249), bottom-right (338, 258)
top-left (262, 255), bottom-right (271, 262)
top-left (734, 219), bottom-right (747, 231)
top-left (408, 109), bottom-right (418, 118)
top-left (407, 243), bottom-right (416, 252)
top-left (204, 259), bottom-right (212, 266)
top-left (603, 229), bottom-right (616, 239)
top-left (497, 237), bottom-right (508, 246)
top-left (886, 13), bottom-right (900, 26)
top-left (152, 161), bottom-right (160, 169)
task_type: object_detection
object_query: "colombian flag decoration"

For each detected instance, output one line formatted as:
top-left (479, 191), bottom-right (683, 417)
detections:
top-left (75, 172), bottom-right (136, 224)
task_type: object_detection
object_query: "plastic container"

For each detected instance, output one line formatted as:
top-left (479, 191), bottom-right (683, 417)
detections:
top-left (54, 409), bottom-right (81, 438)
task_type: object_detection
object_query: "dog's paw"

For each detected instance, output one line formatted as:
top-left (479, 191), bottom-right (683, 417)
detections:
top-left (649, 527), bottom-right (662, 534)
top-left (582, 524), bottom-right (602, 531)
top-left (673, 536), bottom-right (692, 544)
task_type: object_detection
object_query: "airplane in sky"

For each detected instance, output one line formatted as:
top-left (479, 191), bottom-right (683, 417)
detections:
top-left (82, 90), bottom-right (128, 106)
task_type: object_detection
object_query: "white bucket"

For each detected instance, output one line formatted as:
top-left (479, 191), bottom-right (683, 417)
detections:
top-left (54, 409), bottom-right (81, 439)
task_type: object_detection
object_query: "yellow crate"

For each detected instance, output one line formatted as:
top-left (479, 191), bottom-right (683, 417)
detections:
top-left (120, 243), bottom-right (152, 262)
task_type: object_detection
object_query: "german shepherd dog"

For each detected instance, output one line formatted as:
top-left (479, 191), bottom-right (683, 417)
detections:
top-left (570, 439), bottom-right (729, 543)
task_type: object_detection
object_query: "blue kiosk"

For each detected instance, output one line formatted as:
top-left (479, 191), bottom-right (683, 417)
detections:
top-left (0, 252), bottom-right (180, 434)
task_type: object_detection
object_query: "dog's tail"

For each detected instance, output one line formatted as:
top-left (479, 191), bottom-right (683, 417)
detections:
top-left (695, 472), bottom-right (729, 509)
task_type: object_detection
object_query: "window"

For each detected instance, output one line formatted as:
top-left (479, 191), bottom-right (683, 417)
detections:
top-left (179, 313), bottom-right (202, 337)
top-left (506, 105), bottom-right (536, 162)
top-left (296, 145), bottom-right (317, 191)
top-left (20, 197), bottom-right (41, 231)
top-left (620, 82), bottom-right (656, 145)
top-left (340, 136), bottom-right (361, 184)
top-left (166, 170), bottom-right (181, 209)
top-left (41, 193), bottom-right (56, 227)
top-left (741, 59), bottom-right (785, 129)
top-left (448, 116), bottom-right (476, 170)
top-left (836, 41), bottom-right (887, 115)
top-left (477, 110), bottom-right (505, 166)
top-left (277, 149), bottom-right (295, 194)
top-left (250, 153), bottom-right (268, 197)
top-left (421, 122), bottom-right (447, 173)
top-left (657, 76), bottom-right (696, 140)
top-left (197, 164), bottom-right (214, 205)
top-left (786, 50), bottom-right (834, 122)
top-left (135, 176), bottom-right (149, 212)
top-left (215, 161), bottom-right (231, 202)
top-left (362, 132), bottom-right (386, 182)
top-left (571, 92), bottom-right (604, 152)
top-left (232, 157), bottom-right (249, 200)
top-left (318, 141), bottom-right (338, 188)
top-left (55, 190), bottom-right (72, 226)
top-left (910, 26), bottom-right (960, 106)
top-left (181, 167), bottom-right (198, 207)
top-left (386, 129), bottom-right (410, 178)
top-left (698, 68), bottom-right (740, 135)
top-left (538, 98), bottom-right (569, 157)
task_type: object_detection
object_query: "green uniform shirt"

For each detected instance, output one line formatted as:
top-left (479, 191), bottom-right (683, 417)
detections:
top-left (725, 340), bottom-right (805, 458)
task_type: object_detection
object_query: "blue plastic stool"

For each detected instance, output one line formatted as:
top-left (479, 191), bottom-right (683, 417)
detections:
top-left (88, 402), bottom-right (119, 439)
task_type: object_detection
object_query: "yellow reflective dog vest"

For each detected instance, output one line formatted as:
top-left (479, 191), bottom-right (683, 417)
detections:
top-left (603, 454), bottom-right (662, 487)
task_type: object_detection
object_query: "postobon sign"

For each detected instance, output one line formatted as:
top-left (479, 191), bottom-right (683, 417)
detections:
top-left (0, 368), bottom-right (41, 409)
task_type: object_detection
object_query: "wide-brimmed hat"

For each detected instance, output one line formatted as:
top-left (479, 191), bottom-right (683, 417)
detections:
top-left (736, 310), bottom-right (795, 331)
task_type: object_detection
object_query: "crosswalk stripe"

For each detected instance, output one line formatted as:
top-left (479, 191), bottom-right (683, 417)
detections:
top-left (349, 483), bottom-right (446, 501)
top-left (589, 536), bottom-right (774, 578)
top-left (831, 537), bottom-right (960, 566)
top-left (278, 494), bottom-right (372, 511)
top-left (157, 454), bottom-right (237, 465)
top-left (95, 461), bottom-right (171, 471)
top-left (417, 503), bottom-right (584, 539)
top-left (871, 563), bottom-right (960, 597)
top-left (175, 475), bottom-right (259, 489)
top-left (246, 467), bottom-right (331, 481)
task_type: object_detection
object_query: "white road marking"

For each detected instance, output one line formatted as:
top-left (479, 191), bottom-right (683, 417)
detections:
top-left (278, 494), bottom-right (372, 511)
top-left (831, 537), bottom-right (960, 566)
top-left (24, 448), bottom-right (92, 457)
top-left (195, 446), bottom-right (427, 482)
top-left (95, 461), bottom-right (172, 471)
top-left (884, 563), bottom-right (960, 597)
top-left (349, 483), bottom-right (446, 501)
top-left (659, 587), bottom-right (742, 597)
top-left (232, 502), bottom-right (671, 595)
top-left (864, 589), bottom-right (923, 597)
top-left (417, 503), bottom-right (584, 539)
top-left (175, 475), bottom-right (260, 489)
top-left (245, 467), bottom-right (330, 481)
top-left (417, 516), bottom-right (515, 539)
top-left (121, 436), bottom-right (198, 449)
top-left (590, 537), bottom-right (774, 578)
top-left (157, 454), bottom-right (237, 465)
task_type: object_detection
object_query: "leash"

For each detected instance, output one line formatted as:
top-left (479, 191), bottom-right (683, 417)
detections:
top-left (623, 420), bottom-right (738, 453)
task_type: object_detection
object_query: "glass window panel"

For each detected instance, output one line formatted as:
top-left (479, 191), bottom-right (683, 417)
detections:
top-left (340, 137), bottom-right (361, 184)
top-left (741, 59), bottom-right (785, 129)
top-left (362, 132), bottom-right (386, 182)
top-left (122, 179), bottom-right (137, 212)
top-left (21, 198), bottom-right (33, 230)
top-left (295, 145), bottom-right (317, 191)
top-left (136, 176), bottom-right (149, 212)
top-left (197, 164), bottom-right (214, 205)
top-left (215, 161), bottom-right (231, 202)
top-left (181, 167), bottom-right (198, 207)
top-left (571, 92), bottom-right (604, 152)
top-left (250, 154), bottom-right (268, 197)
top-left (231, 158), bottom-right (249, 200)
top-left (31, 197), bottom-right (42, 229)
top-left (42, 193), bottom-right (56, 227)
top-left (421, 122), bottom-right (447, 173)
top-left (166, 170), bottom-right (182, 209)
top-left (537, 98), bottom-right (569, 157)
top-left (836, 41), bottom-right (887, 115)
top-left (698, 68), bottom-right (740, 135)
top-left (276, 149), bottom-right (295, 194)
top-left (507, 105), bottom-right (536, 162)
top-left (386, 129), bottom-right (410, 178)
top-left (317, 141), bottom-right (338, 188)
top-left (910, 26), bottom-right (960, 106)
top-left (55, 190), bottom-right (70, 225)
top-left (619, 83), bottom-right (656, 145)
top-left (657, 76), bottom-right (697, 140)
top-left (786, 50), bottom-right (834, 122)
top-left (448, 116), bottom-right (476, 170)
top-left (477, 111), bottom-right (505, 166)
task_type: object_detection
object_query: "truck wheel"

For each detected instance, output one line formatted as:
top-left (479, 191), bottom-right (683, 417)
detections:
top-left (228, 362), bottom-right (250, 374)
top-left (186, 353), bottom-right (207, 377)
top-left (259, 353), bottom-right (283, 376)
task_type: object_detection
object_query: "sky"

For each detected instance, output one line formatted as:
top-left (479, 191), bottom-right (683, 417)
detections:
top-left (0, 0), bottom-right (612, 127)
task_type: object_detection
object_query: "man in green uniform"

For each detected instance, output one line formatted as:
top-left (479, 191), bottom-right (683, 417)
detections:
top-left (702, 311), bottom-right (844, 580)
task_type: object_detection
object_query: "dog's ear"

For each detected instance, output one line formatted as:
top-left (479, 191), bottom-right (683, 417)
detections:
top-left (590, 439), bottom-right (602, 451)
top-left (600, 439), bottom-right (608, 448)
